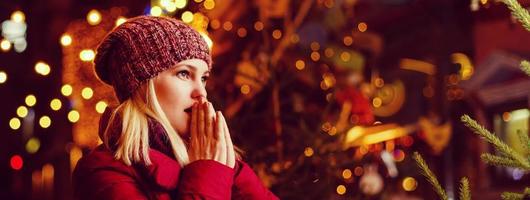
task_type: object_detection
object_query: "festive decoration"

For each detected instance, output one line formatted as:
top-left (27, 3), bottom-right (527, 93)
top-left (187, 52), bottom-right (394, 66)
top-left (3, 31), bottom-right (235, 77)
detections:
top-left (359, 164), bottom-right (384, 196)
top-left (418, 116), bottom-right (452, 155)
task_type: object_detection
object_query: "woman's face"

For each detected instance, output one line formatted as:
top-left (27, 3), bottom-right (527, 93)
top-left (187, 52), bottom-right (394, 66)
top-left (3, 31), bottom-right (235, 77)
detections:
top-left (153, 59), bottom-right (210, 137)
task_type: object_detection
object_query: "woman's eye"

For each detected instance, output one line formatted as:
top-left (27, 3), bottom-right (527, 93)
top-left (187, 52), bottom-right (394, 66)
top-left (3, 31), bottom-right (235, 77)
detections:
top-left (201, 76), bottom-right (209, 83)
top-left (176, 70), bottom-right (190, 79)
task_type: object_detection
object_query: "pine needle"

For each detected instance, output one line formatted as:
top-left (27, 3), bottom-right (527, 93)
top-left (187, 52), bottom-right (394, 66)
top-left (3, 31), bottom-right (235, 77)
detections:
top-left (502, 0), bottom-right (530, 31)
top-left (501, 192), bottom-right (524, 200)
top-left (461, 115), bottom-right (530, 169)
top-left (459, 177), bottom-right (471, 200)
top-left (413, 152), bottom-right (448, 200)
top-left (516, 130), bottom-right (530, 154)
top-left (481, 153), bottom-right (529, 169)
top-left (521, 60), bottom-right (530, 76)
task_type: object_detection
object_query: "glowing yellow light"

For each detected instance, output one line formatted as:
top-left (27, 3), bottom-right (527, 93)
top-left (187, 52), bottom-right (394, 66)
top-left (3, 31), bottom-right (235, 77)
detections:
top-left (39, 116), bottom-right (51, 128)
top-left (451, 53), bottom-right (474, 80)
top-left (480, 0), bottom-right (488, 5)
top-left (310, 52), bottom-right (320, 61)
top-left (240, 84), bottom-right (250, 94)
top-left (304, 147), bottom-right (314, 157)
top-left (237, 28), bottom-right (247, 38)
top-left (16, 106), bottom-right (28, 118)
top-left (222, 21), bottom-right (233, 31)
top-left (165, 3), bottom-right (177, 12)
top-left (68, 110), bottom-right (80, 123)
top-left (372, 97), bottom-right (382, 108)
top-left (336, 185), bottom-right (346, 195)
top-left (115, 17), bottom-right (127, 27)
top-left (254, 21), bottom-right (264, 31)
top-left (0, 71), bottom-right (7, 84)
top-left (25, 95), bottom-right (37, 107)
top-left (402, 177), bottom-right (418, 191)
top-left (1, 39), bottom-right (11, 52)
top-left (343, 36), bottom-right (353, 46)
top-left (323, 73), bottom-right (336, 88)
top-left (272, 29), bottom-right (282, 39)
top-left (295, 60), bottom-right (305, 70)
top-left (81, 87), bottom-right (93, 100)
top-left (358, 22), bottom-right (368, 32)
top-left (87, 9), bottom-right (102, 25)
top-left (150, 6), bottom-right (163, 16)
top-left (204, 0), bottom-right (215, 10)
top-left (26, 137), bottom-right (40, 154)
top-left (50, 99), bottom-right (62, 111)
top-left (324, 48), bottom-right (334, 58)
top-left (345, 126), bottom-right (364, 144)
top-left (35, 61), bottom-right (51, 76)
top-left (79, 49), bottom-right (95, 62)
top-left (362, 127), bottom-right (408, 145)
top-left (199, 32), bottom-right (213, 49)
top-left (95, 101), bottom-right (107, 114)
top-left (61, 84), bottom-right (73, 96)
top-left (9, 118), bottom-right (21, 130)
top-left (181, 11), bottom-right (194, 23)
top-left (60, 34), bottom-right (72, 46)
top-left (340, 52), bottom-right (351, 62)
top-left (310, 42), bottom-right (320, 51)
top-left (194, 0), bottom-right (204, 2)
top-left (342, 169), bottom-right (352, 179)
top-left (175, 0), bottom-right (187, 9)
top-left (11, 11), bottom-right (25, 23)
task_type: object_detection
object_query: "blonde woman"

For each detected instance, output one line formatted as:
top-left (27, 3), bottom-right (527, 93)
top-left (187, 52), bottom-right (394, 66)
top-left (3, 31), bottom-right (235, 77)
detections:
top-left (73, 16), bottom-right (278, 200)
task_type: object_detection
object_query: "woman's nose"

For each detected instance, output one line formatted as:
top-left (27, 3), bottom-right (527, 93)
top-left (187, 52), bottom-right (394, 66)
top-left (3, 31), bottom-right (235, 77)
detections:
top-left (191, 84), bottom-right (207, 101)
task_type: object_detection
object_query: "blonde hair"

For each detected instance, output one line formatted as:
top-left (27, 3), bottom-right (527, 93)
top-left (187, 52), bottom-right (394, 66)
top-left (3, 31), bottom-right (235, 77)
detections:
top-left (103, 79), bottom-right (190, 166)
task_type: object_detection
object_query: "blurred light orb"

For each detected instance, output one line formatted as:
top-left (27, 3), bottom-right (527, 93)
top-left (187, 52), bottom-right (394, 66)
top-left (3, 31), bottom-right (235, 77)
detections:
top-left (87, 9), bottom-right (102, 25)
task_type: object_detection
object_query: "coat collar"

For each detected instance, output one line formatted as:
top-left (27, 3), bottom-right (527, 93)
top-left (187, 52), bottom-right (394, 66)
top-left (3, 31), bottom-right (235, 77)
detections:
top-left (98, 107), bottom-right (181, 190)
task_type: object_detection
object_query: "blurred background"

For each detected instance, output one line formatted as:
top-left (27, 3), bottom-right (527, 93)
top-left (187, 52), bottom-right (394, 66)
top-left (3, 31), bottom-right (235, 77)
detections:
top-left (1, 0), bottom-right (530, 199)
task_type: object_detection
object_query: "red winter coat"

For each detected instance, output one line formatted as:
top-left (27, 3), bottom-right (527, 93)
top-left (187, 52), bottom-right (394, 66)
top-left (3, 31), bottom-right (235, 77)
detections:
top-left (73, 109), bottom-right (279, 200)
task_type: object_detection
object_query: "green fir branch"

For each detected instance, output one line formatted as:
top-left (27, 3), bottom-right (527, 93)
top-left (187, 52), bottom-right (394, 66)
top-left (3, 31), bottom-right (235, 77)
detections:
top-left (521, 60), bottom-right (530, 76)
top-left (501, 192), bottom-right (524, 200)
top-left (459, 177), bottom-right (471, 200)
top-left (481, 153), bottom-right (529, 170)
top-left (460, 115), bottom-right (530, 169)
top-left (502, 0), bottom-right (530, 31)
top-left (516, 130), bottom-right (530, 154)
top-left (413, 152), bottom-right (449, 200)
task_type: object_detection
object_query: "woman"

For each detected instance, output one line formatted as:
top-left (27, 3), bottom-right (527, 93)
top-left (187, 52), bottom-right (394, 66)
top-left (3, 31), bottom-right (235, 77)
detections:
top-left (73, 15), bottom-right (278, 200)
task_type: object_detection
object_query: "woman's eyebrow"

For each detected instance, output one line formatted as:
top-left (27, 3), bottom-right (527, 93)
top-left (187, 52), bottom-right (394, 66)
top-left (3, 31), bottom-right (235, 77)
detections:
top-left (174, 64), bottom-right (210, 75)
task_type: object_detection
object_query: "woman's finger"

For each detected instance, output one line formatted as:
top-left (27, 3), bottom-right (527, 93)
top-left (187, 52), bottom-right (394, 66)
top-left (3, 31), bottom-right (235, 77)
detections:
top-left (220, 112), bottom-right (235, 168)
top-left (215, 111), bottom-right (227, 165)
top-left (198, 102), bottom-right (206, 159)
top-left (190, 103), bottom-right (198, 161)
top-left (204, 102), bottom-right (213, 158)
top-left (206, 102), bottom-right (216, 158)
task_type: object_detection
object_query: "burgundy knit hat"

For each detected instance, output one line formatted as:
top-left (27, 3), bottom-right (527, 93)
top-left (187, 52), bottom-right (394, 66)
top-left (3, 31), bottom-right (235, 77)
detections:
top-left (94, 15), bottom-right (212, 102)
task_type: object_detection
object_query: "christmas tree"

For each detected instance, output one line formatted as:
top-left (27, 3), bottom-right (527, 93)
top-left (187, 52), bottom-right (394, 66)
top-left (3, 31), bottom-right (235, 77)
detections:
top-left (414, 0), bottom-right (530, 199)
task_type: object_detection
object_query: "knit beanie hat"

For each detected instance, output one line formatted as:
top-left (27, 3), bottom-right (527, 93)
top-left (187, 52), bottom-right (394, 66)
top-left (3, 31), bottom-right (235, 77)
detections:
top-left (94, 15), bottom-right (212, 102)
